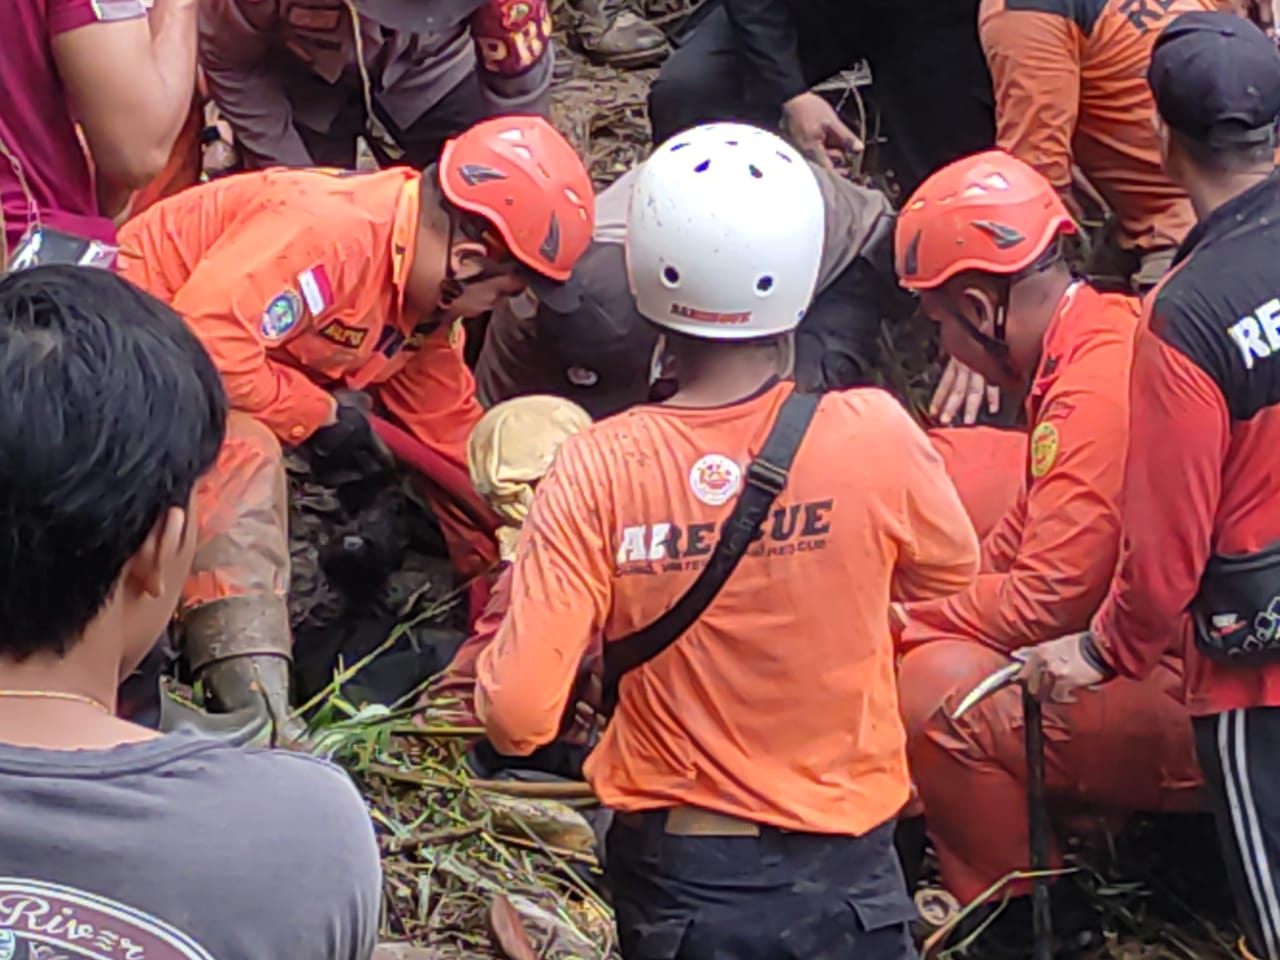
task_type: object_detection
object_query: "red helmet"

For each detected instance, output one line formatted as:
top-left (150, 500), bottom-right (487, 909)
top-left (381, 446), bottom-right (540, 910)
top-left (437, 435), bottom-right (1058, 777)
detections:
top-left (894, 150), bottom-right (1076, 291)
top-left (439, 116), bottom-right (594, 282)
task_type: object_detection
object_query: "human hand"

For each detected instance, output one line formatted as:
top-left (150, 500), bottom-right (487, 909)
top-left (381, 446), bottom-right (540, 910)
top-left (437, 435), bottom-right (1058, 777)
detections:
top-left (782, 91), bottom-right (862, 170)
top-left (1012, 632), bottom-right (1110, 704)
top-left (930, 357), bottom-right (1000, 426)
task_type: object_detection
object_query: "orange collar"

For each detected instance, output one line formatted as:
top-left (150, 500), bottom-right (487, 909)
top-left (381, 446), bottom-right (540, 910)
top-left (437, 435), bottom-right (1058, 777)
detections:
top-left (1028, 280), bottom-right (1084, 403)
top-left (389, 173), bottom-right (422, 321)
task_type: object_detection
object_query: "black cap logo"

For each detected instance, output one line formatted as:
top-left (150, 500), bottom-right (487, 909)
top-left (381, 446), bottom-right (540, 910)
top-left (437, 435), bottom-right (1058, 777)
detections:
top-left (971, 220), bottom-right (1026, 249)
top-left (539, 212), bottom-right (561, 264)
top-left (458, 164), bottom-right (508, 186)
top-left (903, 230), bottom-right (922, 276)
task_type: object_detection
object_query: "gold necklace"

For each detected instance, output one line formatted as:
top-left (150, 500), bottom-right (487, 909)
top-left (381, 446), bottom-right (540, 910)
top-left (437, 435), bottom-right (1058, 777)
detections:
top-left (0, 690), bottom-right (111, 714)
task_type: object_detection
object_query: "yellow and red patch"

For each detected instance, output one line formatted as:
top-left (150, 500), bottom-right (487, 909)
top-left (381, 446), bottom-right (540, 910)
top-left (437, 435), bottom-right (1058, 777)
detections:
top-left (1029, 421), bottom-right (1060, 479)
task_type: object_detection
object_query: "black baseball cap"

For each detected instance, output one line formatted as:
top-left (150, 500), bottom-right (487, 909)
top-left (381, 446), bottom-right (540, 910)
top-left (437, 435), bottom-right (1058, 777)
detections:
top-left (527, 271), bottom-right (584, 315)
top-left (537, 241), bottom-right (657, 418)
top-left (1149, 11), bottom-right (1280, 148)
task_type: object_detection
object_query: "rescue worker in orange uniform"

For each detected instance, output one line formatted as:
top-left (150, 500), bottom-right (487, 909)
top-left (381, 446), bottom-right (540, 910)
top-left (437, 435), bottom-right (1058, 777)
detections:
top-left (892, 151), bottom-right (1204, 956)
top-left (117, 116), bottom-right (594, 725)
top-left (979, 0), bottom-right (1216, 291)
top-left (476, 123), bottom-right (980, 960)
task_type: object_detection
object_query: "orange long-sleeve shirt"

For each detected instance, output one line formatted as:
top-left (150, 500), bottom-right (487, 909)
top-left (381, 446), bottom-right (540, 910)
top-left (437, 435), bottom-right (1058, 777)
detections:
top-left (477, 382), bottom-right (979, 835)
top-left (118, 167), bottom-right (481, 468)
top-left (900, 283), bottom-right (1140, 652)
top-left (979, 0), bottom-right (1212, 252)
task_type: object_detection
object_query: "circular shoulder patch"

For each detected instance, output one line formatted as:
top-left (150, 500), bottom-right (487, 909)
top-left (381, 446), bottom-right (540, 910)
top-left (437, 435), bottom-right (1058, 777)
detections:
top-left (689, 454), bottom-right (742, 506)
top-left (1029, 421), bottom-right (1060, 478)
top-left (260, 290), bottom-right (302, 341)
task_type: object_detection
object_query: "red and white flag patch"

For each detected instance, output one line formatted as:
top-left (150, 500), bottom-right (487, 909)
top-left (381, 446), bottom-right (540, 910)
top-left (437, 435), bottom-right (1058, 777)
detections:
top-left (298, 265), bottom-right (333, 316)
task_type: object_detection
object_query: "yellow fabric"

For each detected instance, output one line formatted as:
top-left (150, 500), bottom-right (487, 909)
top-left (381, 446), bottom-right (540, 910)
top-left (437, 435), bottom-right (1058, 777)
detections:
top-left (467, 395), bottom-right (591, 560)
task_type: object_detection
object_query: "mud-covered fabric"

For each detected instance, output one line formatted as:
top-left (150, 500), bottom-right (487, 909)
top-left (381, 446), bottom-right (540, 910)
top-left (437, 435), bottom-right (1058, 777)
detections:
top-left (606, 815), bottom-right (917, 960)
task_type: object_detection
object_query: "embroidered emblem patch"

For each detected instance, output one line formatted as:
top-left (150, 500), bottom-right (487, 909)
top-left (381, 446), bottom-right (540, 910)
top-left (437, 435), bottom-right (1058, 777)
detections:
top-left (1029, 421), bottom-right (1060, 479)
top-left (260, 291), bottom-right (302, 340)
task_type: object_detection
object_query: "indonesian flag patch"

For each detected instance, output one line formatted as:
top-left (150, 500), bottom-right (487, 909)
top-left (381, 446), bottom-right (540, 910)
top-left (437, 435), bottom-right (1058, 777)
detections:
top-left (298, 265), bottom-right (333, 316)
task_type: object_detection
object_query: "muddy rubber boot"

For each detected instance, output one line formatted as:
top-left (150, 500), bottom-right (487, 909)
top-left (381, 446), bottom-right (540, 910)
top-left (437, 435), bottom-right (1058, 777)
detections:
top-left (183, 594), bottom-right (301, 740)
top-left (571, 0), bottom-right (668, 69)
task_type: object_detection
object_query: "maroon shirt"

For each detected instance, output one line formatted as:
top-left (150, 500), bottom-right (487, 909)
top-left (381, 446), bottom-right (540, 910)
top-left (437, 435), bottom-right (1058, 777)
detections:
top-left (1, 0), bottom-right (145, 254)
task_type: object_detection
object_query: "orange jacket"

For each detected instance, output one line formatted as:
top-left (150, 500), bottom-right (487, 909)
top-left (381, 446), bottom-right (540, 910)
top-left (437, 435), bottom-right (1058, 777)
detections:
top-left (900, 283), bottom-right (1140, 651)
top-left (477, 382), bottom-right (979, 835)
top-left (118, 167), bottom-right (480, 469)
top-left (979, 0), bottom-right (1214, 251)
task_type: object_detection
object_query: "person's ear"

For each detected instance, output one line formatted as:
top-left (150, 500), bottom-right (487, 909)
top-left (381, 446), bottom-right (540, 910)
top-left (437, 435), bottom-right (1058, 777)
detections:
top-left (1153, 116), bottom-right (1175, 175)
top-left (775, 331), bottom-right (796, 379)
top-left (957, 283), bottom-right (998, 334)
top-left (125, 506), bottom-right (189, 600)
top-left (448, 240), bottom-right (489, 282)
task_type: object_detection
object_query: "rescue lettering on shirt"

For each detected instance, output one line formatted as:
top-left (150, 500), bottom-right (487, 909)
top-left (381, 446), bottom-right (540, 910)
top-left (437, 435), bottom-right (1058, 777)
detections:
top-left (317, 319), bottom-right (368, 350)
top-left (1228, 297), bottom-right (1280, 370)
top-left (1118, 0), bottom-right (1178, 34)
top-left (615, 499), bottom-right (834, 572)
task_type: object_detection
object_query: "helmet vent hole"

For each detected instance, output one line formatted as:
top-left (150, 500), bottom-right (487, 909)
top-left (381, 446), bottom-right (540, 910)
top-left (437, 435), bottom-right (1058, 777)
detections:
top-left (536, 163), bottom-right (550, 179)
top-left (748, 164), bottom-right (762, 179)
top-left (776, 151), bottom-right (793, 163)
top-left (694, 159), bottom-right (711, 173)
top-left (565, 187), bottom-right (583, 205)
top-left (672, 142), bottom-right (690, 151)
top-left (498, 128), bottom-right (524, 142)
top-left (726, 140), bottom-right (738, 146)
top-left (756, 275), bottom-right (774, 293)
top-left (662, 266), bottom-right (681, 287)
top-left (512, 145), bottom-right (533, 160)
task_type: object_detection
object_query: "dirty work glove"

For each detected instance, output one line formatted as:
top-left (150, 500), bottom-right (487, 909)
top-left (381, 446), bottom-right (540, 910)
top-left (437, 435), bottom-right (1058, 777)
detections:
top-left (306, 396), bottom-right (395, 486)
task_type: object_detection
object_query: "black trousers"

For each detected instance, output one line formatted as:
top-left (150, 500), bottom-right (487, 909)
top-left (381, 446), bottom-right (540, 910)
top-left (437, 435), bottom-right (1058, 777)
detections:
top-left (1194, 708), bottom-right (1280, 960)
top-left (296, 71), bottom-right (488, 170)
top-left (648, 0), bottom-right (995, 193)
top-left (606, 813), bottom-right (918, 960)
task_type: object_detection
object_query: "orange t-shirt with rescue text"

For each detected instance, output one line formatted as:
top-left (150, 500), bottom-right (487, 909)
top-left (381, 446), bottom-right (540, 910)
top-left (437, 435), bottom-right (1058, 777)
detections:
top-left (477, 382), bottom-right (979, 835)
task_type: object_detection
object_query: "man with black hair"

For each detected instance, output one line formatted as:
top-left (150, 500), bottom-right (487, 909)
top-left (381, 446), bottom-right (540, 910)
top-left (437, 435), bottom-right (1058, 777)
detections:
top-left (0, 264), bottom-right (381, 959)
top-left (118, 116), bottom-right (594, 723)
top-left (1017, 13), bottom-right (1280, 960)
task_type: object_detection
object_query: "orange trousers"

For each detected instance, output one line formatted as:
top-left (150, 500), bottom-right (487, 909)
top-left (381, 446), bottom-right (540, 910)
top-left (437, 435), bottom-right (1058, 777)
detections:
top-left (902, 426), bottom-right (1204, 905)
top-left (183, 412), bottom-right (290, 611)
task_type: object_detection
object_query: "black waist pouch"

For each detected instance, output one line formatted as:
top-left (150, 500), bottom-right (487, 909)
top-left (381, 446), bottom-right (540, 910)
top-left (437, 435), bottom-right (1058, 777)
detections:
top-left (1192, 540), bottom-right (1280, 665)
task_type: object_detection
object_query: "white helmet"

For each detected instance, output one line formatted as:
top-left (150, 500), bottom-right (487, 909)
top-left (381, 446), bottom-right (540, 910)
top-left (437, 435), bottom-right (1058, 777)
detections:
top-left (625, 122), bottom-right (825, 340)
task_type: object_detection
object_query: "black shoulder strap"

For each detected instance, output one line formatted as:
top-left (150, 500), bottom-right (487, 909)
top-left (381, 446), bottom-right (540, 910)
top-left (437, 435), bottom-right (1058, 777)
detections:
top-left (600, 389), bottom-right (821, 713)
